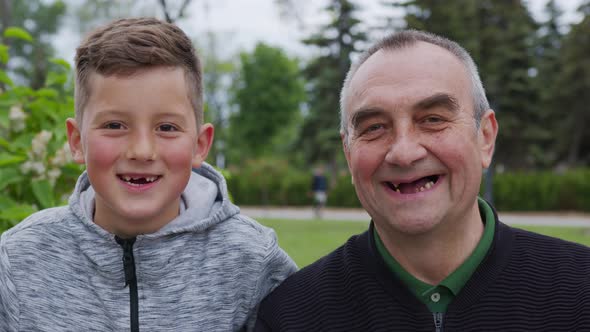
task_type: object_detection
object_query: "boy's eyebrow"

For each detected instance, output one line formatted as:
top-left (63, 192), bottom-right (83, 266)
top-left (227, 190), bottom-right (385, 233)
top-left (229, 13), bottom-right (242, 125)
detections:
top-left (413, 93), bottom-right (460, 112)
top-left (350, 108), bottom-right (385, 130)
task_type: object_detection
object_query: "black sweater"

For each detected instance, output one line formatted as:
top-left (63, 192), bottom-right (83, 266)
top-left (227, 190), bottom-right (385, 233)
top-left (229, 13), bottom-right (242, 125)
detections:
top-left (255, 218), bottom-right (590, 331)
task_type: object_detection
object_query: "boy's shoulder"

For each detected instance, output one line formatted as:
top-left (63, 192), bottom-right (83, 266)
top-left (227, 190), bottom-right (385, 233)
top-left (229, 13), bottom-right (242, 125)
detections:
top-left (212, 213), bottom-right (280, 251)
top-left (1, 205), bottom-right (76, 247)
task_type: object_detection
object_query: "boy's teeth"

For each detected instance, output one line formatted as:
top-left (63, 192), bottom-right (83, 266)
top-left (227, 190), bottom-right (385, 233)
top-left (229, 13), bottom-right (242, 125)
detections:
top-left (121, 175), bottom-right (158, 183)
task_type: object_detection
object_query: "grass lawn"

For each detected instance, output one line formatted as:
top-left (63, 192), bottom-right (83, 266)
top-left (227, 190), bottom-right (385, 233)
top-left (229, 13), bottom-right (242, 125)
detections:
top-left (259, 218), bottom-right (590, 268)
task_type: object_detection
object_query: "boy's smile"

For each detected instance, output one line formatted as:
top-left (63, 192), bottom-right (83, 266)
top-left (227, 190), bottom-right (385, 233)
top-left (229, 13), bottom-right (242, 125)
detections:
top-left (67, 66), bottom-right (213, 237)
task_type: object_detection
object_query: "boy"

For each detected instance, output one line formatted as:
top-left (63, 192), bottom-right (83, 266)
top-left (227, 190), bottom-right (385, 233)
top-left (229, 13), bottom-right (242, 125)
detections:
top-left (0, 18), bottom-right (296, 331)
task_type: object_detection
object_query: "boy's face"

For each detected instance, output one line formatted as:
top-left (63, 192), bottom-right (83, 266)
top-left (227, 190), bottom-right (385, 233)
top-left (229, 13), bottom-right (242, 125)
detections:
top-left (67, 67), bottom-right (213, 237)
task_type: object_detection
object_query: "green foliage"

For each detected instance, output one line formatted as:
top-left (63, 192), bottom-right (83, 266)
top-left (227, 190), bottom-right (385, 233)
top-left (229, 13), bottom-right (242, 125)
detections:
top-left (327, 172), bottom-right (361, 208)
top-left (552, 3), bottom-right (590, 166)
top-left (482, 169), bottom-right (590, 212)
top-left (298, 0), bottom-right (366, 166)
top-left (227, 164), bottom-right (590, 212)
top-left (0, 36), bottom-right (82, 233)
top-left (1, 0), bottom-right (67, 89)
top-left (226, 158), bottom-right (311, 206)
top-left (3, 27), bottom-right (33, 42)
top-left (229, 42), bottom-right (305, 162)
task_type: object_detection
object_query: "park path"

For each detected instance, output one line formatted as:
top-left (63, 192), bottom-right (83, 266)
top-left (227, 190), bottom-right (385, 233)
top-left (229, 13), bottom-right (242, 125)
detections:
top-left (240, 206), bottom-right (590, 227)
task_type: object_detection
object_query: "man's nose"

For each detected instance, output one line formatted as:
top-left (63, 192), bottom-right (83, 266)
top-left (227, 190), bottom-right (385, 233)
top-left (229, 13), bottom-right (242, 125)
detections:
top-left (125, 130), bottom-right (156, 161)
top-left (384, 129), bottom-right (427, 167)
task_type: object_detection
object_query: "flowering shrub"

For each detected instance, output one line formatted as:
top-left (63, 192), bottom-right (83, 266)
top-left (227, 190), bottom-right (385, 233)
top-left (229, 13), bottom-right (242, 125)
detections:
top-left (0, 28), bottom-right (83, 232)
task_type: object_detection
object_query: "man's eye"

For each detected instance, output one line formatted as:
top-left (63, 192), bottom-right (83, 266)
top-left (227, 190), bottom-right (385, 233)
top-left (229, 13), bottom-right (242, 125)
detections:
top-left (104, 122), bottom-right (123, 129)
top-left (424, 116), bottom-right (443, 123)
top-left (366, 123), bottom-right (384, 132)
top-left (158, 124), bottom-right (178, 132)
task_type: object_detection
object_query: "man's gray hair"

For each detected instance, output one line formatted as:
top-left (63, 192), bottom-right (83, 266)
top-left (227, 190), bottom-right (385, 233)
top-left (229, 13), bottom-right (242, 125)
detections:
top-left (339, 29), bottom-right (489, 143)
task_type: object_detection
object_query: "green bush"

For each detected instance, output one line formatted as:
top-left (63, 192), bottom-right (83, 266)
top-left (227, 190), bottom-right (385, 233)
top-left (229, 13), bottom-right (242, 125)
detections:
top-left (227, 165), bottom-right (589, 212)
top-left (492, 169), bottom-right (590, 212)
top-left (226, 158), bottom-right (312, 206)
top-left (0, 28), bottom-right (83, 233)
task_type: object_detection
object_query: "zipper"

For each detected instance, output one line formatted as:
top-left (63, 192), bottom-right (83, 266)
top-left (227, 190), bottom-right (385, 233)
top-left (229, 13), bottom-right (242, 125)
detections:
top-left (116, 236), bottom-right (139, 332)
top-left (433, 312), bottom-right (444, 332)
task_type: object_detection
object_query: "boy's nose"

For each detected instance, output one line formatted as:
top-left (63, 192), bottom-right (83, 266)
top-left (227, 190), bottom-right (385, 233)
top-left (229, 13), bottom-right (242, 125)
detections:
top-left (126, 132), bottom-right (156, 161)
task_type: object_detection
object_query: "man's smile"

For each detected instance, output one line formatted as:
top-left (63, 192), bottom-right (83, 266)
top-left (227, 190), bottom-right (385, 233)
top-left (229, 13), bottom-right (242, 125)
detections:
top-left (383, 174), bottom-right (442, 194)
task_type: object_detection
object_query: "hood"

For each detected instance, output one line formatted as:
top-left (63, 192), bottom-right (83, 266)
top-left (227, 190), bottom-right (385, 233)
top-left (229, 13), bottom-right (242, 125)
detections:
top-left (68, 162), bottom-right (240, 239)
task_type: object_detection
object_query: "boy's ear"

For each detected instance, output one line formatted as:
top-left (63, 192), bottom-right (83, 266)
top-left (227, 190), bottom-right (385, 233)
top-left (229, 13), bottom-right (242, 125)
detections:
top-left (478, 109), bottom-right (498, 169)
top-left (192, 123), bottom-right (214, 168)
top-left (66, 118), bottom-right (86, 164)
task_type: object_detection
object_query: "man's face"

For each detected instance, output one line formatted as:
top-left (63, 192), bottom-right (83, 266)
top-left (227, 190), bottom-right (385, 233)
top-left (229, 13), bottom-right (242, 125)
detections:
top-left (67, 67), bottom-right (213, 237)
top-left (342, 42), bottom-right (497, 236)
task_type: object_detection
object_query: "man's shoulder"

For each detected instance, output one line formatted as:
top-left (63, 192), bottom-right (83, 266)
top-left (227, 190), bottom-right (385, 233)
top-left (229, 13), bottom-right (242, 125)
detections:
top-left (504, 223), bottom-right (590, 274)
top-left (509, 224), bottom-right (590, 255)
top-left (262, 230), bottom-right (370, 301)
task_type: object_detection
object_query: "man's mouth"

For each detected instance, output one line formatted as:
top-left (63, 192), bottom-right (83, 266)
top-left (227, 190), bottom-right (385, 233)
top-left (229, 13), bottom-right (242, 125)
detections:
top-left (385, 175), bottom-right (440, 194)
top-left (118, 175), bottom-right (162, 186)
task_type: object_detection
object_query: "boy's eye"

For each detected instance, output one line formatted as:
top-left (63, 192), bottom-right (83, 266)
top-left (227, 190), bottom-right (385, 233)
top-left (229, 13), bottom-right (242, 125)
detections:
top-left (158, 124), bottom-right (178, 132)
top-left (104, 122), bottom-right (123, 130)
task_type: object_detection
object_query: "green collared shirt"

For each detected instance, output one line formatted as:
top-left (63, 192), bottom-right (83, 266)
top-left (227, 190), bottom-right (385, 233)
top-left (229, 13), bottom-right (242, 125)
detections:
top-left (374, 197), bottom-right (495, 312)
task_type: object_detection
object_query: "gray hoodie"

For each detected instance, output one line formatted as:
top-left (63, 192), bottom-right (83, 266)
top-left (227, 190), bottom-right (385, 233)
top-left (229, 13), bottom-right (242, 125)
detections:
top-left (0, 163), bottom-right (297, 331)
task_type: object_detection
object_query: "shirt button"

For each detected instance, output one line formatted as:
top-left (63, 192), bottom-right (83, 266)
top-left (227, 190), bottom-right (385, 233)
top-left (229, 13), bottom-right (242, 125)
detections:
top-left (431, 292), bottom-right (441, 302)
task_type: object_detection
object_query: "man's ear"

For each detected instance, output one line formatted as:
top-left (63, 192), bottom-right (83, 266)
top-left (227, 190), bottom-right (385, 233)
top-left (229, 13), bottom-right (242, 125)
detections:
top-left (478, 110), bottom-right (498, 168)
top-left (192, 123), bottom-right (215, 168)
top-left (341, 132), bottom-right (354, 185)
top-left (66, 118), bottom-right (86, 164)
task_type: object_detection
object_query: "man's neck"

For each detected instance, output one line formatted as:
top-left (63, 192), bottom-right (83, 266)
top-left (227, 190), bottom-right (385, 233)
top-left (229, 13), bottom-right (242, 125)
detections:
top-left (375, 204), bottom-right (484, 285)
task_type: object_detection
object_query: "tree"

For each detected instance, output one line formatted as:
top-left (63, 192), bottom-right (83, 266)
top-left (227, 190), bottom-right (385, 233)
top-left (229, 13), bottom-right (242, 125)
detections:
top-left (0, 0), bottom-right (67, 89)
top-left (299, 0), bottom-right (366, 169)
top-left (228, 42), bottom-right (304, 163)
top-left (553, 1), bottom-right (590, 167)
top-left (196, 31), bottom-right (237, 168)
top-left (530, 0), bottom-right (565, 167)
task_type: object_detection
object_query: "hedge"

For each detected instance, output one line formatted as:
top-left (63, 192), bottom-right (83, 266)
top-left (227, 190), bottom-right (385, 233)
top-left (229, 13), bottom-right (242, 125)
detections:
top-left (227, 167), bottom-right (590, 212)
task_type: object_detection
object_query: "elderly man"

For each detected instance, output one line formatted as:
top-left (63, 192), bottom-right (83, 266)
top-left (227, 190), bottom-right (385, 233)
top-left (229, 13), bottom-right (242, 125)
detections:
top-left (254, 30), bottom-right (590, 331)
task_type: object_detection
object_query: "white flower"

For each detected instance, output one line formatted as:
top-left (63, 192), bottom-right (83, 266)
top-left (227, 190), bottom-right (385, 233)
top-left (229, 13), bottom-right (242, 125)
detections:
top-left (20, 160), bottom-right (33, 174)
top-left (31, 130), bottom-right (53, 159)
top-left (9, 105), bottom-right (27, 133)
top-left (31, 161), bottom-right (46, 175)
top-left (9, 105), bottom-right (26, 121)
top-left (51, 142), bottom-right (73, 167)
top-left (47, 168), bottom-right (61, 185)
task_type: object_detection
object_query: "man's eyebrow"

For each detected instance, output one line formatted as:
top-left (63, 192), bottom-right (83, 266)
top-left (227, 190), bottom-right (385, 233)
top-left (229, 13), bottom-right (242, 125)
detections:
top-left (350, 108), bottom-right (385, 130)
top-left (413, 93), bottom-right (460, 112)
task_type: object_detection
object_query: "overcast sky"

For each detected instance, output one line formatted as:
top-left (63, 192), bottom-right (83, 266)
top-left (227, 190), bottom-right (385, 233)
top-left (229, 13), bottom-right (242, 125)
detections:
top-left (55, 0), bottom-right (583, 63)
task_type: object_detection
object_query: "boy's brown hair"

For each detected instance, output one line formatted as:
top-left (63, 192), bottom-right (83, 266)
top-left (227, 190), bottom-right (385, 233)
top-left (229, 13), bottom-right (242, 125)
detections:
top-left (74, 17), bottom-right (203, 126)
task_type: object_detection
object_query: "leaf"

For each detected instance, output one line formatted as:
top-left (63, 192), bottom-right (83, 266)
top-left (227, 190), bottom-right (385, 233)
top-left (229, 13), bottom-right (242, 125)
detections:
top-left (50, 58), bottom-right (71, 71)
top-left (45, 72), bottom-right (67, 87)
top-left (3, 27), bottom-right (33, 42)
top-left (0, 168), bottom-right (22, 191)
top-left (0, 203), bottom-right (37, 225)
top-left (35, 88), bottom-right (58, 99)
top-left (31, 179), bottom-right (56, 209)
top-left (0, 154), bottom-right (26, 167)
top-left (0, 70), bottom-right (13, 86)
top-left (0, 44), bottom-right (9, 64)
